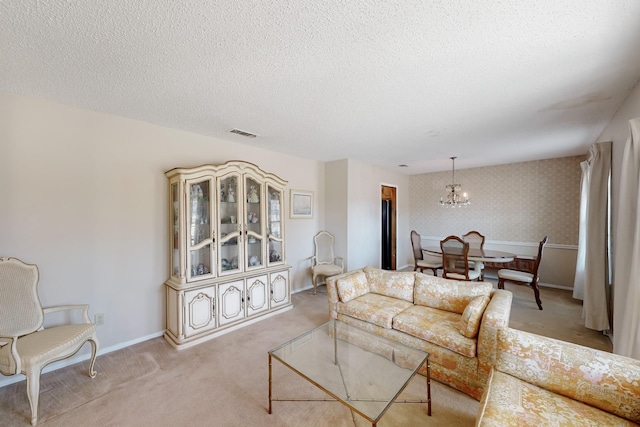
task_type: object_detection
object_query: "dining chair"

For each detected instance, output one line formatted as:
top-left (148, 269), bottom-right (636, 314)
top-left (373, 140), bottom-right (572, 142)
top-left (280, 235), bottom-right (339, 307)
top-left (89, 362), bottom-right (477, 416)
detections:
top-left (440, 235), bottom-right (481, 281)
top-left (311, 231), bottom-right (344, 294)
top-left (497, 236), bottom-right (548, 310)
top-left (463, 230), bottom-right (486, 280)
top-left (410, 230), bottom-right (442, 276)
top-left (0, 257), bottom-right (99, 425)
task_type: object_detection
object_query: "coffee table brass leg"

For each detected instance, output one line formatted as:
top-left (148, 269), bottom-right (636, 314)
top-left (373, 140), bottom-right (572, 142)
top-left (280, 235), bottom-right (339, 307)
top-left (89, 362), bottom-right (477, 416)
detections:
top-left (268, 353), bottom-right (272, 414)
top-left (426, 358), bottom-right (432, 416)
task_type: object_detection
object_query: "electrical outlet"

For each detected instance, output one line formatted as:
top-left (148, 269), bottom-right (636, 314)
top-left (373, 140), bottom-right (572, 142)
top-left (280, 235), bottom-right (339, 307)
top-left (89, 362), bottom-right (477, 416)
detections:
top-left (95, 313), bottom-right (104, 326)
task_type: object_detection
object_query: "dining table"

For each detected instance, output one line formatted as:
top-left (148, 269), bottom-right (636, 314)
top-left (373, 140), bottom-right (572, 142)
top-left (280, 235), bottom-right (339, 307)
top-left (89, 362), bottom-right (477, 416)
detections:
top-left (421, 246), bottom-right (516, 263)
top-left (422, 245), bottom-right (516, 279)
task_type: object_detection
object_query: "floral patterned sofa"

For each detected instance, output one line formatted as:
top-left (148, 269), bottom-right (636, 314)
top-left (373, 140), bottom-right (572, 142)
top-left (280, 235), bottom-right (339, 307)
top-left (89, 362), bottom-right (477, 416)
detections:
top-left (476, 327), bottom-right (640, 426)
top-left (326, 266), bottom-right (512, 400)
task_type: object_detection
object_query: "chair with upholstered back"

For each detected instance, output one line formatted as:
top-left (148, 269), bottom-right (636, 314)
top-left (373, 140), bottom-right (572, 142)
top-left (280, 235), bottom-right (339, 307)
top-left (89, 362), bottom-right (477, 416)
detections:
top-left (462, 230), bottom-right (485, 250)
top-left (410, 230), bottom-right (442, 275)
top-left (463, 230), bottom-right (486, 279)
top-left (311, 231), bottom-right (344, 294)
top-left (497, 236), bottom-right (548, 310)
top-left (440, 235), bottom-right (481, 281)
top-left (0, 257), bottom-right (99, 425)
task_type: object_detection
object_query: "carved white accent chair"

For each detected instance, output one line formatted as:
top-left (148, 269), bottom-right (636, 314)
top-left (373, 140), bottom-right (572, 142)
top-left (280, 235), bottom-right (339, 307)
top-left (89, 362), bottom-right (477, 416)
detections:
top-left (310, 231), bottom-right (344, 294)
top-left (0, 257), bottom-right (99, 425)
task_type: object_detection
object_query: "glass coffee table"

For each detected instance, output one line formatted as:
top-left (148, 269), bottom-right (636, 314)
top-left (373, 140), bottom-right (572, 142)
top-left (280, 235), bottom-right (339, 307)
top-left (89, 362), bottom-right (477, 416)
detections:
top-left (268, 319), bottom-right (431, 426)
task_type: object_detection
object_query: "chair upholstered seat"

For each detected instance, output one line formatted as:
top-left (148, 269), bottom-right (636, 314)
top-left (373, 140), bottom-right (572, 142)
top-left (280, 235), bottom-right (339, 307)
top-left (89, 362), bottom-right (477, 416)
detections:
top-left (416, 259), bottom-right (441, 271)
top-left (445, 269), bottom-right (481, 281)
top-left (497, 269), bottom-right (533, 283)
top-left (0, 324), bottom-right (96, 370)
top-left (312, 263), bottom-right (343, 278)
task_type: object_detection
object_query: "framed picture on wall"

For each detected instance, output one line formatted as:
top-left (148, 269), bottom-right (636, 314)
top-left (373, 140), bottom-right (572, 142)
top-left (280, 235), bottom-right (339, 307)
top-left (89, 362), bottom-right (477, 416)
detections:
top-left (290, 189), bottom-right (313, 219)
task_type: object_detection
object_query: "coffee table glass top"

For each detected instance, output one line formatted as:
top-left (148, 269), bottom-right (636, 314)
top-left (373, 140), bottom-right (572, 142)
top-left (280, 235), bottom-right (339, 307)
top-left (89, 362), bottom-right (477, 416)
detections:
top-left (269, 319), bottom-right (429, 423)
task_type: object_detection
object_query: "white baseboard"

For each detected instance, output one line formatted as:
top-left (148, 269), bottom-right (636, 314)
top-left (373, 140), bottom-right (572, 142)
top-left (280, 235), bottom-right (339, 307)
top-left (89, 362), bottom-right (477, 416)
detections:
top-left (0, 331), bottom-right (164, 389)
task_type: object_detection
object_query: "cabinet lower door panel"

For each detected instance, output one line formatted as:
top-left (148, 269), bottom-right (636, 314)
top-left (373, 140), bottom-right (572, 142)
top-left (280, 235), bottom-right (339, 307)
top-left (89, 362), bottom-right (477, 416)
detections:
top-left (183, 287), bottom-right (216, 337)
top-left (246, 275), bottom-right (269, 316)
top-left (218, 280), bottom-right (246, 326)
top-left (270, 270), bottom-right (290, 308)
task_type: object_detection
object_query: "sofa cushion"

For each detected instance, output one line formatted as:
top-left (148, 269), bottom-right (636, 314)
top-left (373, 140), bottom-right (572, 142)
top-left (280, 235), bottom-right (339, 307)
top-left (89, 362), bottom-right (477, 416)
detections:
top-left (414, 274), bottom-right (493, 314)
top-left (336, 271), bottom-right (370, 303)
top-left (477, 370), bottom-right (638, 426)
top-left (363, 267), bottom-right (415, 302)
top-left (337, 293), bottom-right (413, 329)
top-left (459, 295), bottom-right (490, 338)
top-left (496, 328), bottom-right (640, 423)
top-left (393, 305), bottom-right (477, 358)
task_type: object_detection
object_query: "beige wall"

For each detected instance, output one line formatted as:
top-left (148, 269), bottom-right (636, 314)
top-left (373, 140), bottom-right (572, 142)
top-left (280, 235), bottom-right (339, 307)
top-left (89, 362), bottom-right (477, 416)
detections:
top-left (0, 91), bottom-right (325, 360)
top-left (409, 156), bottom-right (583, 287)
top-left (325, 159), bottom-right (412, 271)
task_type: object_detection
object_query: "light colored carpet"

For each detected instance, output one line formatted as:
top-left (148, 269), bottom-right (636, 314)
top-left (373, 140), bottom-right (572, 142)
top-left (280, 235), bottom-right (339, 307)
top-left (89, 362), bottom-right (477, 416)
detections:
top-left (0, 281), bottom-right (610, 426)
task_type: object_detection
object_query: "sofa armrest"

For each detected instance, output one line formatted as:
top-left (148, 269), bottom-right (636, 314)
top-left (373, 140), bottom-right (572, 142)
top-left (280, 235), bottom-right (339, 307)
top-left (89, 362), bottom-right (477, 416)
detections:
top-left (477, 289), bottom-right (512, 375)
top-left (326, 269), bottom-right (364, 319)
top-left (495, 327), bottom-right (640, 423)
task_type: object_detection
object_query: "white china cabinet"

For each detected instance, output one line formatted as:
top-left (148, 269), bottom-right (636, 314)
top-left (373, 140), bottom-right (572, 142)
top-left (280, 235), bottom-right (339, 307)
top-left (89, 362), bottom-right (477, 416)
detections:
top-left (164, 161), bottom-right (291, 349)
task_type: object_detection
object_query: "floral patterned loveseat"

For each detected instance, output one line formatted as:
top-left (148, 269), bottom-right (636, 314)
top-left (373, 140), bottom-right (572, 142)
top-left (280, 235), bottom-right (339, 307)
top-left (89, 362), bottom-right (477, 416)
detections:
top-left (476, 327), bottom-right (640, 426)
top-left (326, 266), bottom-right (513, 400)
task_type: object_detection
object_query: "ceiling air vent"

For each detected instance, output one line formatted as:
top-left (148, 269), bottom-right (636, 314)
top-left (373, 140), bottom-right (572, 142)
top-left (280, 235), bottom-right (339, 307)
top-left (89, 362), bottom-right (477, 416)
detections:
top-left (230, 128), bottom-right (258, 138)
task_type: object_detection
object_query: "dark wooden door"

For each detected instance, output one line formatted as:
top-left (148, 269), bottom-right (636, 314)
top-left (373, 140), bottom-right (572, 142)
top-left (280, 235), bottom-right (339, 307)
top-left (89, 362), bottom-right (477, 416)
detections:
top-left (381, 186), bottom-right (397, 270)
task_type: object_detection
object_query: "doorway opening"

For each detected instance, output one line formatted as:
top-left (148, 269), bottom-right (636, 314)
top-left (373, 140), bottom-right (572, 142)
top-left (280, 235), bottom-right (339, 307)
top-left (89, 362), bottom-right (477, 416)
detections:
top-left (381, 185), bottom-right (397, 270)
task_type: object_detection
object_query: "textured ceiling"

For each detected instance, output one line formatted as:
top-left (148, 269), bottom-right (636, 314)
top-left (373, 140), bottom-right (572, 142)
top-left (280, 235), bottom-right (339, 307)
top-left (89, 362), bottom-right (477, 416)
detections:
top-left (2, 1), bottom-right (640, 174)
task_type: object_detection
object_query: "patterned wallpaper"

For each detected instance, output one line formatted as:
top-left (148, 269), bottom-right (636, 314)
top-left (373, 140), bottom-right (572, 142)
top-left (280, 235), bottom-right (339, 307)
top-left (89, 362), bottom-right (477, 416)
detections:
top-left (409, 156), bottom-right (584, 245)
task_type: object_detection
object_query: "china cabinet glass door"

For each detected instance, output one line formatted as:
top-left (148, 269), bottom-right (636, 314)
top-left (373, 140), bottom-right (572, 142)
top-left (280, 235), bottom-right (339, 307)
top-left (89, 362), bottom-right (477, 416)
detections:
top-left (245, 175), bottom-right (265, 270)
top-left (186, 178), bottom-right (215, 282)
top-left (218, 173), bottom-right (242, 275)
top-left (267, 185), bottom-right (284, 266)
top-left (171, 183), bottom-right (181, 278)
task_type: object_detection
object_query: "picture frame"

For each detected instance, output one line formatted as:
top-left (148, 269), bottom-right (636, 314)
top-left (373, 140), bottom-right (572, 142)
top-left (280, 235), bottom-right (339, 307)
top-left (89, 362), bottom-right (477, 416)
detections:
top-left (290, 189), bottom-right (314, 219)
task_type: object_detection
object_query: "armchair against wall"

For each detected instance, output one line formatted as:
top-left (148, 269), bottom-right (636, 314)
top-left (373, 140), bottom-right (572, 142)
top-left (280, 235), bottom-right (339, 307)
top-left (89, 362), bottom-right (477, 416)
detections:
top-left (310, 231), bottom-right (344, 294)
top-left (0, 257), bottom-right (99, 425)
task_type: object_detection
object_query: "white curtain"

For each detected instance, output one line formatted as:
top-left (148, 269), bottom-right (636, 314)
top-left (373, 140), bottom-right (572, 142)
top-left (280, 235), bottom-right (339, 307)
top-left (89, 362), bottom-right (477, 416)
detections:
top-left (613, 117), bottom-right (640, 358)
top-left (572, 161), bottom-right (589, 300)
top-left (574, 141), bottom-right (611, 331)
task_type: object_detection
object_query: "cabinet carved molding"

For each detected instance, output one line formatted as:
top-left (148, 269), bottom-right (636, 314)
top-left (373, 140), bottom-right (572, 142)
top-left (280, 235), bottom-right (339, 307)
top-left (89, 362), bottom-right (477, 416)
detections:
top-left (163, 161), bottom-right (292, 349)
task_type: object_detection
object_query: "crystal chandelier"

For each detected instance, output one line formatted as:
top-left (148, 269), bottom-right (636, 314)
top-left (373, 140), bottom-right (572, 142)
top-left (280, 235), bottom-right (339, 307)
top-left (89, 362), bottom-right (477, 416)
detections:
top-left (440, 157), bottom-right (470, 207)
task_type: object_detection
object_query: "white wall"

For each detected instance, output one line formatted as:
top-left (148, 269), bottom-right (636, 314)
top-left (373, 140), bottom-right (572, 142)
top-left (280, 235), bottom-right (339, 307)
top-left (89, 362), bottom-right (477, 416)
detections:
top-left (0, 92), bottom-right (324, 358)
top-left (325, 160), bottom-right (349, 267)
top-left (323, 159), bottom-right (411, 272)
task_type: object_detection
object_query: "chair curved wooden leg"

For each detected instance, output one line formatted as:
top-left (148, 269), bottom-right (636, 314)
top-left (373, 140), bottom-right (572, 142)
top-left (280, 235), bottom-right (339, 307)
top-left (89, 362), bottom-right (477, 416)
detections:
top-left (532, 280), bottom-right (543, 310)
top-left (25, 368), bottom-right (41, 426)
top-left (88, 337), bottom-right (99, 378)
top-left (313, 276), bottom-right (318, 295)
top-left (497, 278), bottom-right (505, 289)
